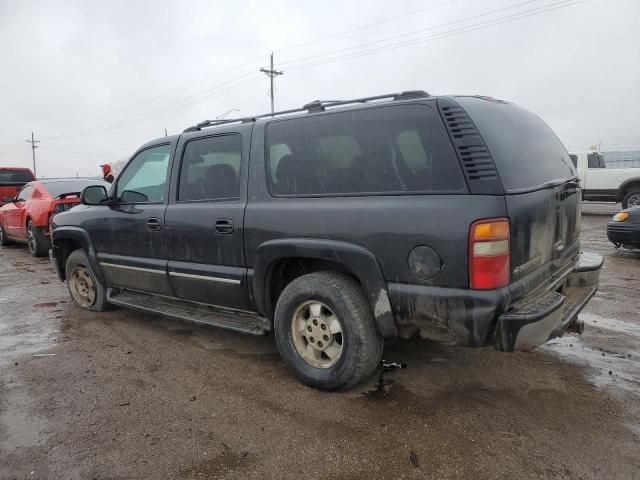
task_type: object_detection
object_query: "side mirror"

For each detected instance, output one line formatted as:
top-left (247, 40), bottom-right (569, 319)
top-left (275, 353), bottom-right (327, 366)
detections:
top-left (2, 197), bottom-right (14, 203)
top-left (81, 185), bottom-right (108, 205)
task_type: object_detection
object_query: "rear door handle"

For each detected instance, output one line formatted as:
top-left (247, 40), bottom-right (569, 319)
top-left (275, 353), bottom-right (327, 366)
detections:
top-left (146, 217), bottom-right (163, 231)
top-left (215, 219), bottom-right (234, 234)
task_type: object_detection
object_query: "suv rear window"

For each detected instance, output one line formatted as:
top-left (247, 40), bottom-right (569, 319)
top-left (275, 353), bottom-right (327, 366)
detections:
top-left (266, 104), bottom-right (466, 196)
top-left (455, 97), bottom-right (576, 192)
top-left (0, 170), bottom-right (34, 184)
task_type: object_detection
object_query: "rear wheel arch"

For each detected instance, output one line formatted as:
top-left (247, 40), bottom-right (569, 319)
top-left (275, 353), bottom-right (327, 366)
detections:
top-left (253, 239), bottom-right (398, 338)
top-left (618, 178), bottom-right (640, 201)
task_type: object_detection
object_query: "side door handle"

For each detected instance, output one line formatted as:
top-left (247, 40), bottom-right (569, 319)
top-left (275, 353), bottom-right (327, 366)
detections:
top-left (146, 217), bottom-right (163, 231)
top-left (215, 219), bottom-right (234, 234)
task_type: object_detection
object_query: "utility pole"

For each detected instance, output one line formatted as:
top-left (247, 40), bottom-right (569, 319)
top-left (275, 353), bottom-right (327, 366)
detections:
top-left (260, 53), bottom-right (283, 114)
top-left (25, 132), bottom-right (40, 177)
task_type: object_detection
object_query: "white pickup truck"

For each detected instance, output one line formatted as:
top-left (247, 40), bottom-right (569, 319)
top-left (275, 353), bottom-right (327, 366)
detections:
top-left (570, 152), bottom-right (640, 208)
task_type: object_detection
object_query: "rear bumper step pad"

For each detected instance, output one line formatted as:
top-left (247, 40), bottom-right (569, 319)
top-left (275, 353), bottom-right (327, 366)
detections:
top-left (496, 252), bottom-right (603, 352)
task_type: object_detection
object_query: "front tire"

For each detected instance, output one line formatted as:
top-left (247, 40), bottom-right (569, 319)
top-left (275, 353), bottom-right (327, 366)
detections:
top-left (274, 271), bottom-right (383, 391)
top-left (65, 249), bottom-right (110, 312)
top-left (27, 220), bottom-right (49, 257)
top-left (622, 189), bottom-right (640, 209)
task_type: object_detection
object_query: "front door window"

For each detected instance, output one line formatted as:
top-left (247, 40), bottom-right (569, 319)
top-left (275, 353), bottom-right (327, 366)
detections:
top-left (116, 145), bottom-right (171, 203)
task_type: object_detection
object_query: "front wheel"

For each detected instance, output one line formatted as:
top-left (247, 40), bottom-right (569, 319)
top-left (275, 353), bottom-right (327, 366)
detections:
top-left (622, 189), bottom-right (640, 210)
top-left (274, 271), bottom-right (383, 391)
top-left (27, 220), bottom-right (49, 257)
top-left (65, 249), bottom-right (110, 312)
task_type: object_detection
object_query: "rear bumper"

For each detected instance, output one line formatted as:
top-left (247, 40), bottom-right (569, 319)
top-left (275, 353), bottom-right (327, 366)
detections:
top-left (495, 252), bottom-right (603, 351)
top-left (388, 252), bottom-right (603, 349)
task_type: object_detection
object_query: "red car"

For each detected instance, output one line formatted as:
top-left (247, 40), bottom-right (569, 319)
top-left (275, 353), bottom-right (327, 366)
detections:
top-left (0, 167), bottom-right (35, 207)
top-left (0, 179), bottom-right (107, 256)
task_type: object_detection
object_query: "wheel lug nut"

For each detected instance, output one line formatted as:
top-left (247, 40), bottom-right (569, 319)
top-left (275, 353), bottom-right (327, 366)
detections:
top-left (321, 324), bottom-right (326, 330)
top-left (318, 341), bottom-right (323, 348)
top-left (324, 335), bottom-right (329, 341)
top-left (307, 326), bottom-right (312, 332)
top-left (310, 337), bottom-right (315, 343)
top-left (313, 319), bottom-right (318, 326)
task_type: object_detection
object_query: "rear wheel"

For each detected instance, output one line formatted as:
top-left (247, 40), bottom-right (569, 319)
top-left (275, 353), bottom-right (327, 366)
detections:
top-left (65, 249), bottom-right (110, 311)
top-left (622, 189), bottom-right (640, 209)
top-left (273, 271), bottom-right (383, 390)
top-left (0, 222), bottom-right (11, 246)
top-left (27, 220), bottom-right (49, 257)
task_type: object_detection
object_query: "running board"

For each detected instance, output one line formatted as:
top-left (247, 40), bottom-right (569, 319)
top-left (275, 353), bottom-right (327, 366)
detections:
top-left (106, 289), bottom-right (270, 335)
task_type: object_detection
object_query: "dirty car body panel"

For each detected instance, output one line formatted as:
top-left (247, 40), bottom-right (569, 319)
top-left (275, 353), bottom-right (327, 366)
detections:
top-left (50, 92), bottom-right (602, 362)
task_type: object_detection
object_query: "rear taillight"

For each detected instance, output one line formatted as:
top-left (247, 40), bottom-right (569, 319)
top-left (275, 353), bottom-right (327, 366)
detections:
top-left (469, 218), bottom-right (510, 290)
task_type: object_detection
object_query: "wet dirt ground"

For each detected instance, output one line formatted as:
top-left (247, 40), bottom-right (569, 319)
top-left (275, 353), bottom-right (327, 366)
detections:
top-left (1, 204), bottom-right (639, 479)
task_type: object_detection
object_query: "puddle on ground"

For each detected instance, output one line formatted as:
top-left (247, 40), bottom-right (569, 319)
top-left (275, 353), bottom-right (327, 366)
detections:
top-left (541, 313), bottom-right (640, 394)
top-left (0, 302), bottom-right (59, 451)
top-left (363, 360), bottom-right (407, 399)
top-left (0, 314), bottom-right (58, 365)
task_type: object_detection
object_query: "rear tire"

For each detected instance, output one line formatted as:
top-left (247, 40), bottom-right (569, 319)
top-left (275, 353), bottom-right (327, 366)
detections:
top-left (65, 249), bottom-right (110, 312)
top-left (622, 189), bottom-right (640, 209)
top-left (273, 271), bottom-right (383, 391)
top-left (27, 220), bottom-right (49, 257)
top-left (0, 222), bottom-right (11, 246)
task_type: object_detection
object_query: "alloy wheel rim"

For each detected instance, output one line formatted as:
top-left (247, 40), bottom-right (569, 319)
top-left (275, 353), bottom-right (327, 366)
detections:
top-left (291, 300), bottom-right (344, 369)
top-left (628, 194), bottom-right (640, 208)
top-left (27, 226), bottom-right (36, 253)
top-left (69, 266), bottom-right (97, 308)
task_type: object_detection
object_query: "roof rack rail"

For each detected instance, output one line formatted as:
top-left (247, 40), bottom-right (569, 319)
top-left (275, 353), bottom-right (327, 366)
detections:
top-left (183, 90), bottom-right (430, 132)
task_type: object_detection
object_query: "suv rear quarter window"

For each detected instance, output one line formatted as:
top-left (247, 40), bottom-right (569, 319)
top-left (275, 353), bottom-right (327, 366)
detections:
top-left (456, 97), bottom-right (576, 192)
top-left (265, 104), bottom-right (466, 196)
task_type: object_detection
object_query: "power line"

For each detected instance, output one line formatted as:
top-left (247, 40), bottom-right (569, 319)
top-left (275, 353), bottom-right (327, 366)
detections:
top-left (64, 55), bottom-right (267, 128)
top-left (284, 0), bottom-right (586, 72)
top-left (274, 0), bottom-right (461, 54)
top-left (39, 146), bottom-right (122, 157)
top-left (42, 74), bottom-right (263, 141)
top-left (278, 0), bottom-right (541, 67)
top-left (25, 132), bottom-right (40, 176)
top-left (260, 53), bottom-right (284, 113)
top-left (34, 0), bottom-right (587, 143)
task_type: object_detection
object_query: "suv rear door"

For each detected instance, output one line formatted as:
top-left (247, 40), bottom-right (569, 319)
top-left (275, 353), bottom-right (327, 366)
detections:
top-left (456, 97), bottom-right (580, 300)
top-left (163, 126), bottom-right (253, 311)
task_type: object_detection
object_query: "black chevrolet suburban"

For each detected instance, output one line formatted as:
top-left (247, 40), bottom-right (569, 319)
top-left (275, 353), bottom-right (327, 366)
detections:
top-left (50, 91), bottom-right (603, 390)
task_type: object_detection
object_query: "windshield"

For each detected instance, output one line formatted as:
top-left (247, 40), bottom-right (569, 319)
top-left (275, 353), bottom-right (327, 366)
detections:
top-left (43, 180), bottom-right (105, 198)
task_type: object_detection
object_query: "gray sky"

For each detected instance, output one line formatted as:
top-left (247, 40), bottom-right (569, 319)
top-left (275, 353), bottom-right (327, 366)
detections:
top-left (0, 0), bottom-right (638, 178)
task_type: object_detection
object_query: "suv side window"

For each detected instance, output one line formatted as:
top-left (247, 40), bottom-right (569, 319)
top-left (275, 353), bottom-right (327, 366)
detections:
top-left (16, 184), bottom-right (33, 201)
top-left (178, 135), bottom-right (242, 201)
top-left (266, 104), bottom-right (465, 196)
top-left (587, 153), bottom-right (605, 169)
top-left (116, 144), bottom-right (171, 203)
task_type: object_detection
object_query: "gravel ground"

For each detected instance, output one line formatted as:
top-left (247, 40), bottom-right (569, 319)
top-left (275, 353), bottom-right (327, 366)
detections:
top-left (1, 205), bottom-right (639, 479)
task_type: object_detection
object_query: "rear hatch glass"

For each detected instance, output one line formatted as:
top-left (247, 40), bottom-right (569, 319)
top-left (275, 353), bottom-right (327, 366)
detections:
top-left (456, 97), bottom-right (580, 299)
